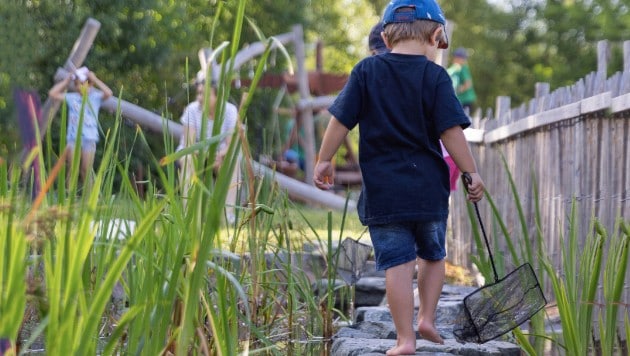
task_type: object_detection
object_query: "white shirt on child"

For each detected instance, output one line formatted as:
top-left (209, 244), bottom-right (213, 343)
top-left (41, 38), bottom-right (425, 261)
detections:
top-left (177, 101), bottom-right (238, 152)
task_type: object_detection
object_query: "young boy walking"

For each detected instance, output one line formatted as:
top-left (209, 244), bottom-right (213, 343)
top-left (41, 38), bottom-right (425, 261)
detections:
top-left (313, 1), bottom-right (484, 354)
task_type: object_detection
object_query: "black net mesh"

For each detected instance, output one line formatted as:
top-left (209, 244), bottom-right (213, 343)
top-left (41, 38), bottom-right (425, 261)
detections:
top-left (336, 237), bottom-right (373, 285)
top-left (453, 263), bottom-right (547, 343)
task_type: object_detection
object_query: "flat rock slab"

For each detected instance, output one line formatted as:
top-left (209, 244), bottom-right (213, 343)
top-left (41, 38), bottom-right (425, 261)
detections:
top-left (331, 336), bottom-right (522, 356)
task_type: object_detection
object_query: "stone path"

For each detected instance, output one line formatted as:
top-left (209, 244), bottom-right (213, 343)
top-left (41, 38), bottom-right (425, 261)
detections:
top-left (330, 281), bottom-right (523, 356)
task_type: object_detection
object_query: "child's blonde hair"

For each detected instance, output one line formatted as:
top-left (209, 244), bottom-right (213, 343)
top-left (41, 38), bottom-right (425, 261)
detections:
top-left (383, 19), bottom-right (442, 48)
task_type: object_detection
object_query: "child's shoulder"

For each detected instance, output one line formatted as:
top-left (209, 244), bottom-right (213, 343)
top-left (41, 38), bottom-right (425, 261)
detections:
top-left (354, 54), bottom-right (380, 68)
top-left (424, 59), bottom-right (449, 77)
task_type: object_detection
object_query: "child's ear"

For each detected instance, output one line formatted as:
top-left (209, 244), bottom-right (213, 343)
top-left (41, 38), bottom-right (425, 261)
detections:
top-left (430, 27), bottom-right (441, 47)
top-left (381, 32), bottom-right (392, 50)
top-left (433, 26), bottom-right (448, 49)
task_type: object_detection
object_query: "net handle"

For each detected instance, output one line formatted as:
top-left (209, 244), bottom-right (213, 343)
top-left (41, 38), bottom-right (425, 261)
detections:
top-left (462, 172), bottom-right (499, 282)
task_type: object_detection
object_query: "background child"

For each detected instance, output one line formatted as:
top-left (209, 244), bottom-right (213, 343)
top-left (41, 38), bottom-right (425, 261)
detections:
top-left (313, 1), bottom-right (484, 355)
top-left (447, 47), bottom-right (477, 114)
top-left (49, 66), bottom-right (113, 189)
top-left (368, 21), bottom-right (389, 55)
top-left (177, 76), bottom-right (239, 223)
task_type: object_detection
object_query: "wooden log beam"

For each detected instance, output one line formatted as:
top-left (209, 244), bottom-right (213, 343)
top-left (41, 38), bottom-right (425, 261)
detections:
top-left (101, 97), bottom-right (183, 138)
top-left (40, 18), bottom-right (101, 137)
top-left (297, 95), bottom-right (336, 111)
top-left (252, 161), bottom-right (356, 211)
top-left (230, 32), bottom-right (294, 72)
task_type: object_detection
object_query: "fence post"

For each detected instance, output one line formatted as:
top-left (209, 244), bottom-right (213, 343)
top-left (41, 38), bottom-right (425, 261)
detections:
top-left (534, 82), bottom-right (550, 113)
top-left (293, 24), bottom-right (316, 185)
top-left (622, 41), bottom-right (630, 94)
top-left (535, 82), bottom-right (550, 98)
top-left (597, 40), bottom-right (610, 76)
top-left (624, 41), bottom-right (630, 72)
top-left (495, 96), bottom-right (511, 124)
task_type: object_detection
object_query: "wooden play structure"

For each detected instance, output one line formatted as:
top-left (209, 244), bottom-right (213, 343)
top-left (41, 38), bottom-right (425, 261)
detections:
top-left (229, 41), bottom-right (362, 187)
top-left (41, 18), bottom-right (356, 210)
top-left (195, 26), bottom-right (362, 184)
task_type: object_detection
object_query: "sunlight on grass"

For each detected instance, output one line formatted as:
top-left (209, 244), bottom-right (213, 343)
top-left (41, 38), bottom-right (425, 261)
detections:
top-left (289, 204), bottom-right (367, 241)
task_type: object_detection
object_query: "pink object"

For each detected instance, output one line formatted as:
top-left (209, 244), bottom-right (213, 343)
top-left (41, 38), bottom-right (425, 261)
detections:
top-left (444, 155), bottom-right (459, 191)
top-left (440, 141), bottom-right (459, 191)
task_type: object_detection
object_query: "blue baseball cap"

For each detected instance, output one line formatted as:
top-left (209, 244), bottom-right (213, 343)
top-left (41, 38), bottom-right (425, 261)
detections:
top-left (382, 0), bottom-right (449, 49)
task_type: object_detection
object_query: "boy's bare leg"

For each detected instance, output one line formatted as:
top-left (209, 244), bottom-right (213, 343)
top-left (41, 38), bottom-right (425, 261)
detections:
top-left (385, 260), bottom-right (417, 356)
top-left (80, 149), bottom-right (95, 191)
top-left (416, 258), bottom-right (445, 344)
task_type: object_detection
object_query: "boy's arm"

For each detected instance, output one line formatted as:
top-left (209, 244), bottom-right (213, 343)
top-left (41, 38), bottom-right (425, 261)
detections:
top-left (48, 76), bottom-right (72, 101)
top-left (87, 71), bottom-right (113, 100)
top-left (441, 126), bottom-right (484, 201)
top-left (313, 116), bottom-right (349, 189)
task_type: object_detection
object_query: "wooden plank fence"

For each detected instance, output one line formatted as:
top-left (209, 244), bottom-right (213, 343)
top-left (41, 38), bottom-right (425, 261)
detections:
top-left (448, 40), bottom-right (629, 335)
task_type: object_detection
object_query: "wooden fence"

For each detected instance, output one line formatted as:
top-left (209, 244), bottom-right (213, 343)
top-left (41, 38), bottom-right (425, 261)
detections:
top-left (448, 40), bottom-right (629, 317)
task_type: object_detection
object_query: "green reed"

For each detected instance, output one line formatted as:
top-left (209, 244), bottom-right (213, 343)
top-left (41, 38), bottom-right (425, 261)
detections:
top-left (598, 220), bottom-right (628, 356)
top-left (542, 204), bottom-right (604, 355)
top-left (0, 166), bottom-right (27, 351)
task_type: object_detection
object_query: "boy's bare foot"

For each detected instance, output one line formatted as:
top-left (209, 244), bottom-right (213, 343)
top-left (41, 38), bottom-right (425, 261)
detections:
top-left (417, 320), bottom-right (444, 344)
top-left (386, 342), bottom-right (417, 355)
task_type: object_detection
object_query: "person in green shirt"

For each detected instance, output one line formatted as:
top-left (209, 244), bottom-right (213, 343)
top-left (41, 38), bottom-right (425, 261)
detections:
top-left (447, 47), bottom-right (477, 115)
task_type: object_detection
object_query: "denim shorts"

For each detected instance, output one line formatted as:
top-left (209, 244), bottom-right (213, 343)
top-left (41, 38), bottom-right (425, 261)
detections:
top-left (368, 219), bottom-right (447, 271)
top-left (67, 140), bottom-right (97, 152)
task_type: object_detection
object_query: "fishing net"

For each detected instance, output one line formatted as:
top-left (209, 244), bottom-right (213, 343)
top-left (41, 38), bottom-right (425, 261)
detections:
top-left (336, 237), bottom-right (373, 285)
top-left (454, 173), bottom-right (547, 343)
top-left (335, 236), bottom-right (373, 323)
top-left (453, 262), bottom-right (547, 343)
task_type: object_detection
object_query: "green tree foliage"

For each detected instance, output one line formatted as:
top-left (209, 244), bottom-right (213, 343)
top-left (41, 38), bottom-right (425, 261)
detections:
top-left (447, 0), bottom-right (630, 112)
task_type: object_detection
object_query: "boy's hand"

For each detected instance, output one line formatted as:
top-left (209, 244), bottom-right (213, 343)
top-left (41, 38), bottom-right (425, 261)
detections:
top-left (461, 172), bottom-right (484, 202)
top-left (313, 160), bottom-right (334, 190)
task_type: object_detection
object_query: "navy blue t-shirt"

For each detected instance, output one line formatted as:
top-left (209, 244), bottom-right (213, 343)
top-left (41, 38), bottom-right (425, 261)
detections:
top-left (329, 53), bottom-right (470, 225)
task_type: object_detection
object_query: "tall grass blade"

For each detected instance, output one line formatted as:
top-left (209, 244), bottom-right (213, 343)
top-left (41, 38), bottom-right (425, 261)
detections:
top-left (499, 153), bottom-right (531, 262)
top-left (78, 203), bottom-right (164, 352)
top-left (542, 201), bottom-right (606, 355)
top-left (512, 328), bottom-right (537, 355)
top-left (542, 257), bottom-right (575, 352)
top-left (101, 306), bottom-right (143, 356)
top-left (0, 171), bottom-right (27, 343)
top-left (483, 192), bottom-right (520, 267)
top-left (600, 220), bottom-right (629, 355)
